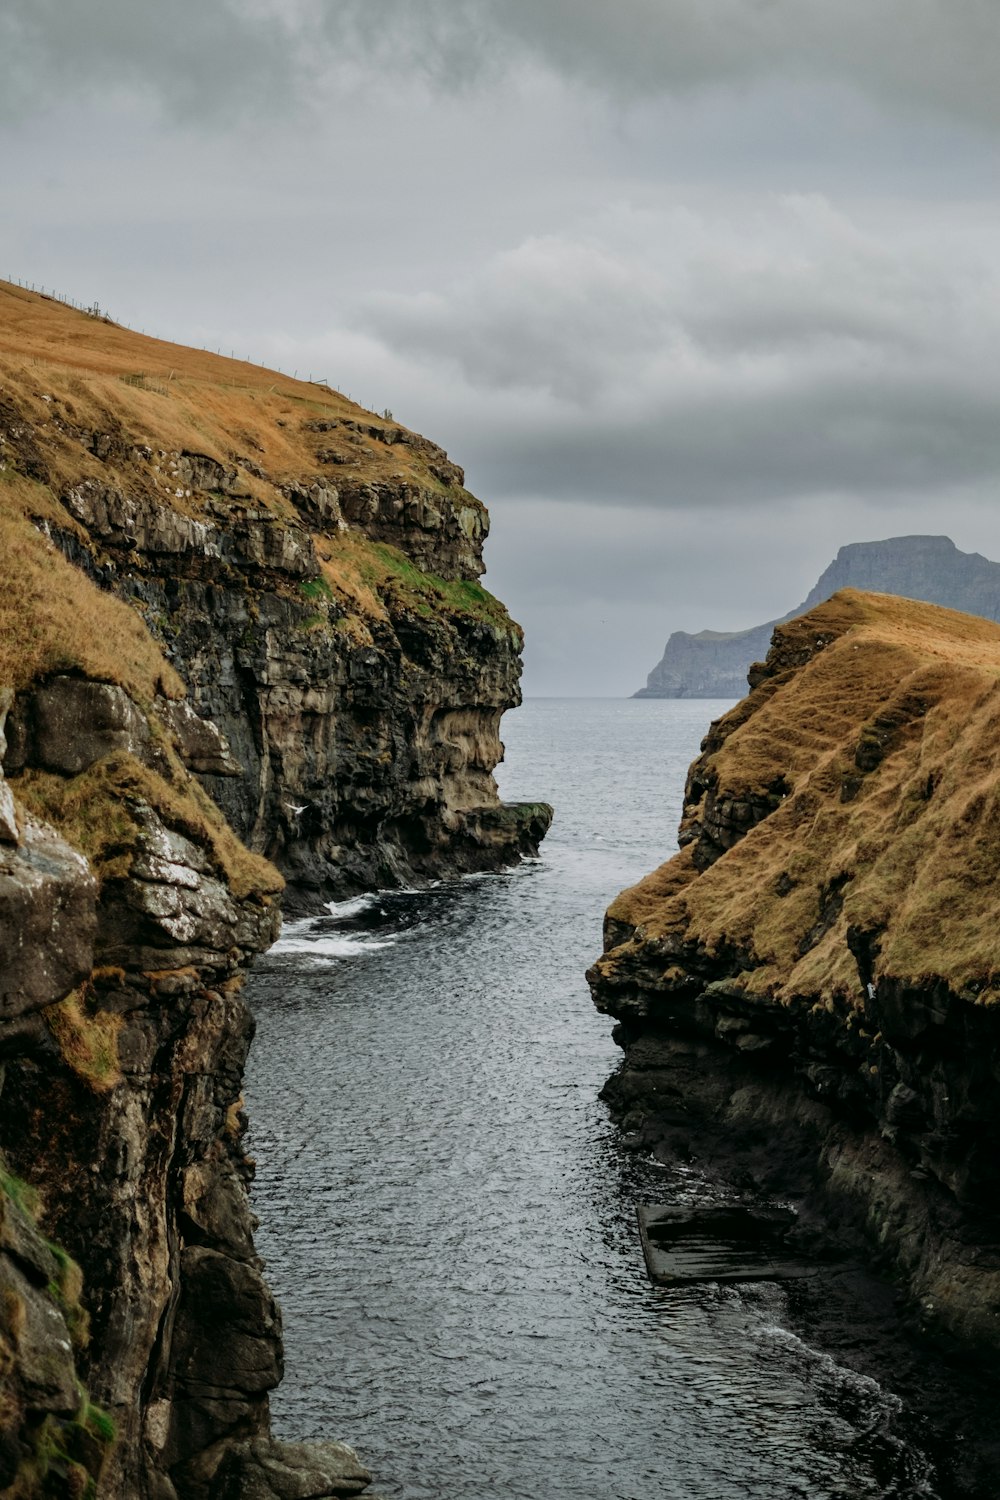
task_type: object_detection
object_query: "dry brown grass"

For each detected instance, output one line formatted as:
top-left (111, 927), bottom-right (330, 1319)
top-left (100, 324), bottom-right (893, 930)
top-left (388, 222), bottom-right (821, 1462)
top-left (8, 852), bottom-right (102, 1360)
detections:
top-left (606, 844), bottom-right (700, 931)
top-left (0, 281), bottom-right (492, 910)
top-left (15, 752), bottom-right (282, 899)
top-left (0, 281), bottom-right (483, 513)
top-left (43, 988), bottom-right (123, 1094)
top-left (609, 590), bottom-right (1000, 1003)
top-left (0, 486), bottom-right (184, 699)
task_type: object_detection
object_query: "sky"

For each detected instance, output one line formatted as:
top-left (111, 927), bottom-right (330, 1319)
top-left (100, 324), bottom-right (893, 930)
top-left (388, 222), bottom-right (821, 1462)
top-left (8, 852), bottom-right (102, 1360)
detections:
top-left (2, 2), bottom-right (999, 694)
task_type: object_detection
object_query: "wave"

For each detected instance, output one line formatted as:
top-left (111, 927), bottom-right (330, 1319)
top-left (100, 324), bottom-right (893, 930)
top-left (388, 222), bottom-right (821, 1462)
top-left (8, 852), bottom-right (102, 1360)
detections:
top-left (323, 893), bottom-right (381, 919)
top-left (272, 929), bottom-right (396, 958)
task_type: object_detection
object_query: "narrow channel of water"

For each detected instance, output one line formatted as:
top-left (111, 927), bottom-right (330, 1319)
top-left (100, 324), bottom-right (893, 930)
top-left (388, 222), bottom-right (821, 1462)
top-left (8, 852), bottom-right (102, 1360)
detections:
top-left (246, 699), bottom-right (939, 1500)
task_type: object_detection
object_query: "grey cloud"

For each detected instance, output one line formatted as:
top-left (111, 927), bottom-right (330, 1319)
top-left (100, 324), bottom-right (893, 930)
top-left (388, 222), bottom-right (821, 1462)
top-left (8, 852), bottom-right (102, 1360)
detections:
top-left (466, 0), bottom-right (1000, 128)
top-left (0, 0), bottom-right (301, 118)
top-left (473, 381), bottom-right (1000, 507)
top-left (357, 202), bottom-right (1000, 509)
top-left (4, 1), bottom-right (1000, 131)
top-left (316, 0), bottom-right (1000, 130)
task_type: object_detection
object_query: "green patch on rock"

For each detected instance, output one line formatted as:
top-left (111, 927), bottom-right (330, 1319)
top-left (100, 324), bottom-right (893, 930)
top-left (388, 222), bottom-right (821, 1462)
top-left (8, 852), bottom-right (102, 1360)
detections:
top-left (299, 576), bottom-right (333, 603)
top-left (0, 1156), bottom-right (115, 1496)
top-left (42, 990), bottom-right (123, 1098)
top-left (0, 1167), bottom-right (40, 1221)
top-left (363, 542), bottom-right (512, 631)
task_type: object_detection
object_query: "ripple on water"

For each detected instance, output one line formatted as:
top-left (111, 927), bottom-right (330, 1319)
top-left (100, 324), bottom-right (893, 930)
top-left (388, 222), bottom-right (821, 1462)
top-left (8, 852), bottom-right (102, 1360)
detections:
top-left (246, 700), bottom-right (941, 1500)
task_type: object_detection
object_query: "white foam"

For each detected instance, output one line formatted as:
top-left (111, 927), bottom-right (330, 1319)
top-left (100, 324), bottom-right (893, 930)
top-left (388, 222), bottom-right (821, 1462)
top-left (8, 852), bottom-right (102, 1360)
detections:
top-left (323, 894), bottom-right (379, 919)
top-left (272, 930), bottom-right (396, 958)
top-left (754, 1324), bottom-right (897, 1406)
top-left (275, 916), bottom-right (320, 943)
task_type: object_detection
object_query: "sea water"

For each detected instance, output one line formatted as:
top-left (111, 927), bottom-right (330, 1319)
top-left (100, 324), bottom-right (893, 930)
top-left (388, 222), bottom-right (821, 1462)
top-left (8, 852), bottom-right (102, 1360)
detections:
top-left (245, 699), bottom-right (938, 1500)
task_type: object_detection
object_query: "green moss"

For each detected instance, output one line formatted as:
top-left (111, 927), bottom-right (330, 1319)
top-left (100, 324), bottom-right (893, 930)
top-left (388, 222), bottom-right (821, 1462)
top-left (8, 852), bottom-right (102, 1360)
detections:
top-left (36, 1236), bottom-right (89, 1352)
top-left (0, 1167), bottom-right (41, 1220)
top-left (0, 1161), bottom-right (111, 1495)
top-left (19, 1400), bottom-right (115, 1499)
top-left (435, 576), bottom-right (511, 629)
top-left (480, 801), bottom-right (553, 832)
top-left (300, 576), bottom-right (333, 602)
top-left (361, 542), bottom-right (511, 630)
top-left (80, 1403), bottom-right (116, 1447)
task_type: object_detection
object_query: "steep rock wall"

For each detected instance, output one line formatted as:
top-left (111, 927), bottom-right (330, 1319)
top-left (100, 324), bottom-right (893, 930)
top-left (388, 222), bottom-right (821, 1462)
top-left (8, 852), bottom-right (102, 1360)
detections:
top-left (0, 285), bottom-right (553, 1497)
top-left (595, 590), bottom-right (1000, 1360)
top-left (0, 283), bottom-right (551, 907)
top-left (0, 678), bottom-right (374, 1499)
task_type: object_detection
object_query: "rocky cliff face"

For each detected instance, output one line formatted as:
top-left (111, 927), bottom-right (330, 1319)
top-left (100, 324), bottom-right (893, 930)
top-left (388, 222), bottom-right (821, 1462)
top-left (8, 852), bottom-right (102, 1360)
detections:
top-left (595, 590), bottom-right (1000, 1361)
top-left (0, 282), bottom-right (551, 907)
top-left (0, 283), bottom-right (550, 1497)
top-left (0, 678), bottom-right (374, 1499)
top-left (635, 534), bottom-right (1000, 698)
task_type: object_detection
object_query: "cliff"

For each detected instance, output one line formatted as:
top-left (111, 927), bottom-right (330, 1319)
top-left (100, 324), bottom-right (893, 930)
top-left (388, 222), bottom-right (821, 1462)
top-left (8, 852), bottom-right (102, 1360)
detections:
top-left (0, 284), bottom-right (550, 1498)
top-left (0, 281), bottom-right (551, 907)
top-left (592, 590), bottom-right (1000, 1362)
top-left (635, 534), bottom-right (1000, 698)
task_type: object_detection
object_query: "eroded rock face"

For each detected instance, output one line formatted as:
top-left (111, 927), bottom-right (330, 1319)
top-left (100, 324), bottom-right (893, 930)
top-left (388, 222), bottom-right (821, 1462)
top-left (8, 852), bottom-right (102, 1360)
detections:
top-left (595, 591), bottom-right (1000, 1363)
top-left (0, 1185), bottom-right (93, 1492)
top-left (0, 689), bottom-right (374, 1500)
top-left (0, 817), bottom-right (96, 1021)
top-left (0, 311), bottom-right (547, 1498)
top-left (0, 377), bottom-right (551, 903)
top-left (6, 677), bottom-right (151, 775)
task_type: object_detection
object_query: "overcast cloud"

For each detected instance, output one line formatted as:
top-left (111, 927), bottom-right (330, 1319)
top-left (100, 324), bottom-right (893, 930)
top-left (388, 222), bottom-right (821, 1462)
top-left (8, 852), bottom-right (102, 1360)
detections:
top-left (6, 2), bottom-right (1000, 127)
top-left (2, 2), bottom-right (999, 692)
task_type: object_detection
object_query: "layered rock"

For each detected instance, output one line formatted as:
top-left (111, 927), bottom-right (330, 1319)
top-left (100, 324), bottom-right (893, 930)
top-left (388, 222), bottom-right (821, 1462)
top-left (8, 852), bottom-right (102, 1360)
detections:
top-left (0, 281), bottom-right (551, 907)
top-left (0, 285), bottom-right (553, 1497)
top-left (594, 590), bottom-right (1000, 1360)
top-left (635, 534), bottom-right (1000, 698)
top-left (0, 677), bottom-right (377, 1498)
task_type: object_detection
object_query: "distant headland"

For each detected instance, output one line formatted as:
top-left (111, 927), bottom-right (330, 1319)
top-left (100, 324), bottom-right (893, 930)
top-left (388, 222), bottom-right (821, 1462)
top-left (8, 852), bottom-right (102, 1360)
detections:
top-left (635, 534), bottom-right (1000, 698)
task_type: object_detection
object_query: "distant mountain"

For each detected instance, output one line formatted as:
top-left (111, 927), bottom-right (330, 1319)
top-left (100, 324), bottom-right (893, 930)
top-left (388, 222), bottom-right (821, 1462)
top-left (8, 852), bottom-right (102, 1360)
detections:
top-left (634, 535), bottom-right (1000, 698)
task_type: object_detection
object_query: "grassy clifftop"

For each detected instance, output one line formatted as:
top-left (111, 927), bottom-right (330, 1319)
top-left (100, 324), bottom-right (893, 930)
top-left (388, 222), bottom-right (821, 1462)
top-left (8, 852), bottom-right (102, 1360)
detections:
top-left (0, 279), bottom-right (504, 647)
top-left (0, 280), bottom-right (480, 513)
top-left (608, 588), bottom-right (1000, 1002)
top-left (0, 280), bottom-right (540, 902)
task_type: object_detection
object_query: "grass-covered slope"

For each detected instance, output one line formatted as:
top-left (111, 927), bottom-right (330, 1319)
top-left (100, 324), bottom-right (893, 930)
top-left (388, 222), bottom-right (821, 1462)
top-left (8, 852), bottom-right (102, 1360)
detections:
top-left (608, 588), bottom-right (1000, 1003)
top-left (0, 281), bottom-right (483, 513)
top-left (0, 281), bottom-right (546, 900)
top-left (0, 279), bottom-right (494, 617)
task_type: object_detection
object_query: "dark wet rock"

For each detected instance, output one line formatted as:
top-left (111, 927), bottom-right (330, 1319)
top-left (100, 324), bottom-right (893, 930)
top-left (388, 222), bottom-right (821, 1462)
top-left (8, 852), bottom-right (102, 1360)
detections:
top-left (597, 592), bottom-right (1000, 1368)
top-left (11, 381), bottom-right (551, 901)
top-left (0, 814), bottom-right (96, 1021)
top-left (0, 329), bottom-right (548, 1498)
top-left (216, 1437), bottom-right (374, 1499)
top-left (9, 676), bottom-right (151, 775)
top-left (0, 672), bottom-right (291, 1497)
top-left (0, 1237), bottom-right (80, 1426)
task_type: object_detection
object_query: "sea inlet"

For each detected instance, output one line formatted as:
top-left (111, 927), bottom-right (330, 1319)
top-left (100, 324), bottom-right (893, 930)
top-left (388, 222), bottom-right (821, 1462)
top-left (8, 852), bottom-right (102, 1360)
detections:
top-left (246, 698), bottom-right (941, 1500)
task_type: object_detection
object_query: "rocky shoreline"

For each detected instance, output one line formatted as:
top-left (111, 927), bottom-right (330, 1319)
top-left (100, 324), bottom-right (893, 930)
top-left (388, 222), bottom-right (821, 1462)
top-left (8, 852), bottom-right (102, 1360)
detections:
top-left (0, 285), bottom-right (550, 1497)
top-left (595, 589), bottom-right (1000, 1493)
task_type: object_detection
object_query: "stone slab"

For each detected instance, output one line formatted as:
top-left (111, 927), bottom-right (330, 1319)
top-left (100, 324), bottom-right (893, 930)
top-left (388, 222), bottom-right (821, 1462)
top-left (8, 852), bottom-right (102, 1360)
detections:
top-left (638, 1203), bottom-right (818, 1288)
